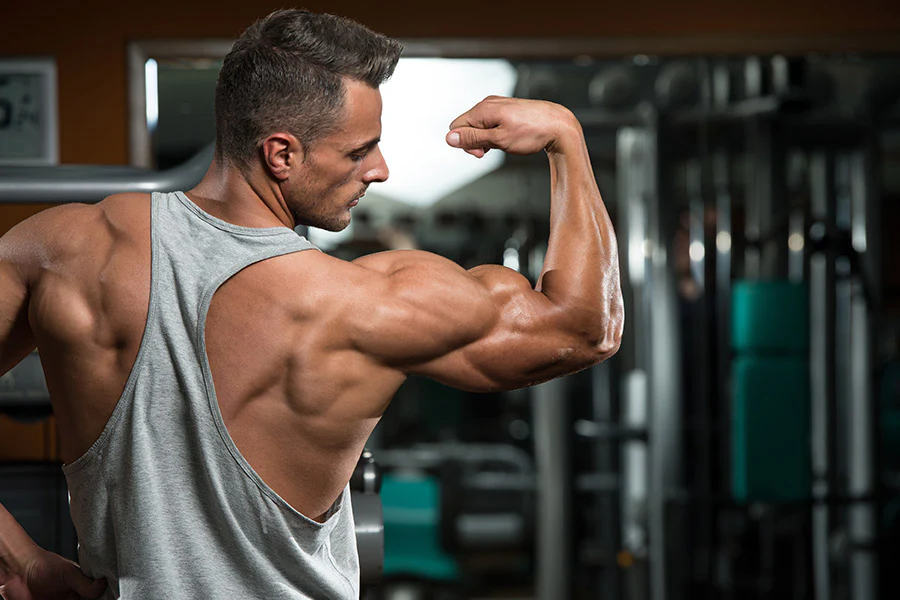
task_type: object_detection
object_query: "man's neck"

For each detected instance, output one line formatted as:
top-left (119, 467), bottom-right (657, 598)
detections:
top-left (187, 160), bottom-right (295, 229)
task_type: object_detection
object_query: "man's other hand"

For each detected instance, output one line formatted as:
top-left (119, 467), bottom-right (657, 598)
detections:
top-left (0, 548), bottom-right (106, 600)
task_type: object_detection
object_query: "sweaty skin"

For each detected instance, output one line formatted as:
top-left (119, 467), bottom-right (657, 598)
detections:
top-left (0, 84), bottom-right (623, 597)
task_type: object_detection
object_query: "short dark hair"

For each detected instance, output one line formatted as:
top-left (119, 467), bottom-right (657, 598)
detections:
top-left (214, 9), bottom-right (403, 170)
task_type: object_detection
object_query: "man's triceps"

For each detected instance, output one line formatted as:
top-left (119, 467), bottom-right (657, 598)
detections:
top-left (406, 264), bottom-right (590, 391)
top-left (0, 260), bottom-right (35, 377)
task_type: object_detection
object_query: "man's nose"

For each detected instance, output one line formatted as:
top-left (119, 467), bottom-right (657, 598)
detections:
top-left (363, 147), bottom-right (389, 184)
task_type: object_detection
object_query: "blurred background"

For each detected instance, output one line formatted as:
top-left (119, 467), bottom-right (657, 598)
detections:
top-left (2, 2), bottom-right (900, 599)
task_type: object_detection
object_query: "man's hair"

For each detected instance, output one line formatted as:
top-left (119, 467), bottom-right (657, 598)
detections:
top-left (214, 9), bottom-right (403, 170)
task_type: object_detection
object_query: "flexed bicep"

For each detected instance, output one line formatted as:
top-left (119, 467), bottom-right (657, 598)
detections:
top-left (406, 265), bottom-right (608, 392)
top-left (349, 251), bottom-right (608, 393)
top-left (348, 250), bottom-right (498, 367)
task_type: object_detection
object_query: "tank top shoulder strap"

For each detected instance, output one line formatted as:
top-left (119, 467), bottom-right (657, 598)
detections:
top-left (149, 190), bottom-right (318, 332)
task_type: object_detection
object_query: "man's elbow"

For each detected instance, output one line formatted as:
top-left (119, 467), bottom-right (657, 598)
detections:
top-left (593, 330), bottom-right (622, 362)
top-left (582, 304), bottom-right (624, 365)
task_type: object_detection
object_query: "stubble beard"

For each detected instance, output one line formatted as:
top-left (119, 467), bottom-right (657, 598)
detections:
top-left (290, 193), bottom-right (353, 233)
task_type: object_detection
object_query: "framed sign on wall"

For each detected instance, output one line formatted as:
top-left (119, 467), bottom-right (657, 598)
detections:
top-left (0, 58), bottom-right (58, 165)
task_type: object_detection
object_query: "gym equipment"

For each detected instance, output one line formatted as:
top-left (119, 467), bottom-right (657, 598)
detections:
top-left (350, 449), bottom-right (385, 585)
top-left (881, 361), bottom-right (900, 468)
top-left (0, 143), bottom-right (213, 203)
top-left (731, 280), bottom-right (809, 353)
top-left (375, 443), bottom-right (535, 585)
top-left (730, 280), bottom-right (811, 503)
top-left (381, 471), bottom-right (460, 581)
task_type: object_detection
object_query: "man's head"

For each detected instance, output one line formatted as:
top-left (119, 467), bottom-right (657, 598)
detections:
top-left (214, 9), bottom-right (402, 229)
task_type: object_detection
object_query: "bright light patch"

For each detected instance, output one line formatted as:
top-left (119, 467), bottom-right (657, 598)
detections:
top-left (716, 231), bottom-right (732, 253)
top-left (789, 233), bottom-right (805, 252)
top-left (503, 247), bottom-right (520, 272)
top-left (145, 59), bottom-right (158, 132)
top-left (375, 58), bottom-right (518, 207)
top-left (689, 240), bottom-right (705, 262)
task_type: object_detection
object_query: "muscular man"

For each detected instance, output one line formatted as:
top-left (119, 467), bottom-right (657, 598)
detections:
top-left (0, 8), bottom-right (623, 599)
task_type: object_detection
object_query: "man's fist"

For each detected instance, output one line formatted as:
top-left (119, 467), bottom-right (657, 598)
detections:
top-left (446, 96), bottom-right (582, 158)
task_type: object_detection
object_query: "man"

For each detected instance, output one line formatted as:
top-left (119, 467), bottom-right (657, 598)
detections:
top-left (0, 8), bottom-right (623, 600)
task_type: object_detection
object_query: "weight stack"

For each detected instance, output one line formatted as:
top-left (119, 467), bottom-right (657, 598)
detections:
top-left (730, 281), bottom-right (811, 504)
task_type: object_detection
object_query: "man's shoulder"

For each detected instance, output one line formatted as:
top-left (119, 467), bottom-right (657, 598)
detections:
top-left (10, 192), bottom-right (149, 232)
top-left (1, 193), bottom-right (151, 271)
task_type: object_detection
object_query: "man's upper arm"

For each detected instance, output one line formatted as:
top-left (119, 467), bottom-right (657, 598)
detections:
top-left (348, 250), bottom-right (609, 392)
top-left (0, 222), bottom-right (36, 376)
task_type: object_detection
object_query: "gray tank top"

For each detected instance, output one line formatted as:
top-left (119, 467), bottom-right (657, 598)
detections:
top-left (62, 191), bottom-right (360, 599)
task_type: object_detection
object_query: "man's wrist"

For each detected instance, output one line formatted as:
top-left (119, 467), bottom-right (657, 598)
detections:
top-left (0, 507), bottom-right (41, 582)
top-left (545, 108), bottom-right (585, 156)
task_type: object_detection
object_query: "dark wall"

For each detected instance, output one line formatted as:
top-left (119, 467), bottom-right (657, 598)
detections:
top-left (1, 0), bottom-right (899, 165)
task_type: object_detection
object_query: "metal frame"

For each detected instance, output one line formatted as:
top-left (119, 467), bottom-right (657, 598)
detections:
top-left (810, 151), bottom-right (838, 600)
top-left (126, 34), bottom-right (900, 168)
top-left (127, 39), bottom-right (234, 168)
top-left (0, 143), bottom-right (213, 203)
top-left (0, 57), bottom-right (58, 166)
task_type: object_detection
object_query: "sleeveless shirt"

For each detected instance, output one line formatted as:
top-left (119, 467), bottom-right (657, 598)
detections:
top-left (62, 191), bottom-right (359, 599)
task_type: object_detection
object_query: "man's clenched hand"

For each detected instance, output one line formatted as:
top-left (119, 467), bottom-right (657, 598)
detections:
top-left (446, 96), bottom-right (582, 158)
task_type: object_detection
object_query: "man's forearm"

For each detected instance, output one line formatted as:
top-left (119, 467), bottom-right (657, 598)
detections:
top-left (0, 501), bottom-right (39, 583)
top-left (538, 117), bottom-right (624, 350)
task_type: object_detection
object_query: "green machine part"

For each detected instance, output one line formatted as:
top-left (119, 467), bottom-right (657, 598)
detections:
top-left (381, 471), bottom-right (460, 581)
top-left (731, 280), bottom-right (809, 353)
top-left (731, 355), bottom-right (811, 503)
top-left (881, 361), bottom-right (900, 468)
top-left (730, 281), bottom-right (811, 504)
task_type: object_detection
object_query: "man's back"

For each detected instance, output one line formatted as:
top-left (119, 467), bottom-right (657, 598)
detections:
top-left (17, 191), bottom-right (398, 522)
top-left (50, 190), bottom-right (374, 597)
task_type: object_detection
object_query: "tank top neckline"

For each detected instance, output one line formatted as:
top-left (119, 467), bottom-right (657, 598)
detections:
top-left (175, 191), bottom-right (300, 237)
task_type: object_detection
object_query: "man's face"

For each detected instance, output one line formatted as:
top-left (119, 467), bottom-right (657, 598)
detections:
top-left (287, 79), bottom-right (389, 231)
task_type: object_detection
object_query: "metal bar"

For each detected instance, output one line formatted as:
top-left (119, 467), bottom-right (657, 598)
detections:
top-left (687, 152), bottom-right (714, 594)
top-left (712, 147), bottom-right (733, 600)
top-left (687, 160), bottom-right (706, 292)
top-left (574, 420), bottom-right (648, 441)
top-left (648, 115), bottom-right (682, 600)
top-left (809, 151), bottom-right (836, 600)
top-left (848, 279), bottom-right (876, 600)
top-left (373, 443), bottom-right (533, 473)
top-left (848, 142), bottom-right (878, 600)
top-left (834, 154), bottom-right (854, 499)
top-left (854, 126), bottom-right (882, 309)
top-left (621, 371), bottom-right (649, 556)
top-left (592, 362), bottom-right (621, 599)
top-left (0, 143), bottom-right (213, 204)
top-left (616, 127), bottom-right (652, 599)
top-left (532, 377), bottom-right (572, 600)
top-left (743, 124), bottom-right (761, 280)
top-left (743, 113), bottom-right (787, 280)
top-left (128, 41), bottom-right (152, 168)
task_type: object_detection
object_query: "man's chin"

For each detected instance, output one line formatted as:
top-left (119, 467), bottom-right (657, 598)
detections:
top-left (296, 212), bottom-right (351, 233)
top-left (315, 217), bottom-right (352, 233)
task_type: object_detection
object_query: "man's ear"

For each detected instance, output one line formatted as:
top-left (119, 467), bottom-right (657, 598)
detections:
top-left (261, 133), bottom-right (303, 180)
